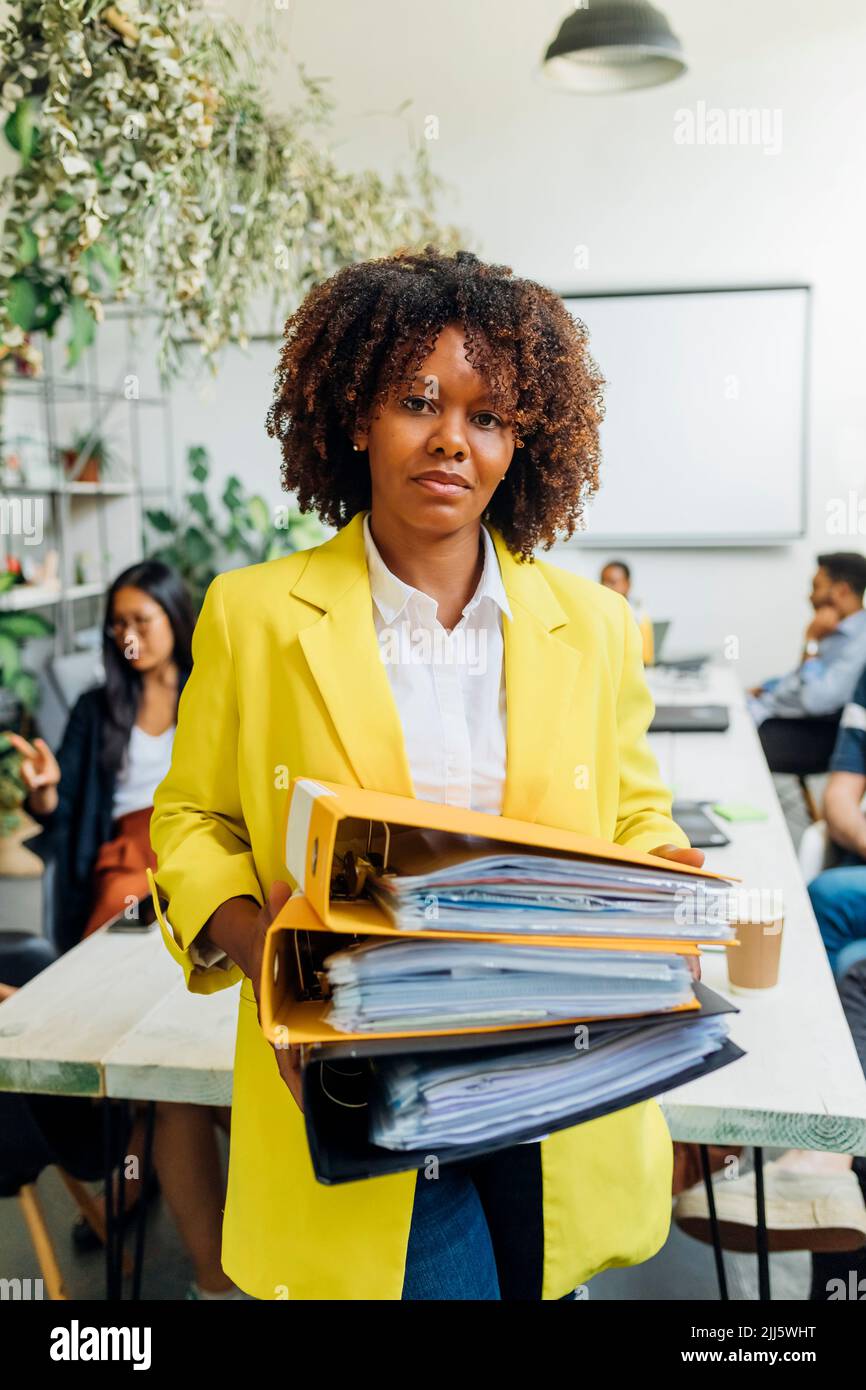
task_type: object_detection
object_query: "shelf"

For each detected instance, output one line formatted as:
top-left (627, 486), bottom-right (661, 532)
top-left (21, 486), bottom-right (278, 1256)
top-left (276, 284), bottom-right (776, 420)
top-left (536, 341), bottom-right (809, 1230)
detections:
top-left (0, 581), bottom-right (105, 612)
top-left (0, 481), bottom-right (137, 496)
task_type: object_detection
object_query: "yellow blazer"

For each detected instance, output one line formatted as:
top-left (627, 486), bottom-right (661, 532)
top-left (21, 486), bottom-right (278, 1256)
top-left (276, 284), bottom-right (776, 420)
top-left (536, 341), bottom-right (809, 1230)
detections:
top-left (151, 510), bottom-right (689, 1301)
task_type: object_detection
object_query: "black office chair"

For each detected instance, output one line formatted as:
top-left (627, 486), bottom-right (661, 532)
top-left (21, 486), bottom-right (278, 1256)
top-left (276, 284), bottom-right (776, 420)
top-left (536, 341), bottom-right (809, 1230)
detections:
top-left (758, 713), bottom-right (842, 822)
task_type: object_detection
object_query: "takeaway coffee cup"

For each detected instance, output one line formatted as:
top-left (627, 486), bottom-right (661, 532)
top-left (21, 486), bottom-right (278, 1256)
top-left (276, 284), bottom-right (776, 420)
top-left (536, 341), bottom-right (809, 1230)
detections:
top-left (724, 890), bottom-right (784, 993)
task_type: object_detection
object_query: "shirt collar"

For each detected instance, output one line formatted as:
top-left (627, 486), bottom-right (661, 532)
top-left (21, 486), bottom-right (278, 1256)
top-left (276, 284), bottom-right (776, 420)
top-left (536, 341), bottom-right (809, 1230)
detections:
top-left (836, 607), bottom-right (866, 637)
top-left (362, 512), bottom-right (512, 626)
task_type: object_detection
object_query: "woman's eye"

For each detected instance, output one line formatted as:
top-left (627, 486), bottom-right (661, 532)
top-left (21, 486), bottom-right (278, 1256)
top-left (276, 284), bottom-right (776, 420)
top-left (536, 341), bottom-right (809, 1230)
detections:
top-left (401, 395), bottom-right (434, 413)
top-left (474, 411), bottom-right (503, 429)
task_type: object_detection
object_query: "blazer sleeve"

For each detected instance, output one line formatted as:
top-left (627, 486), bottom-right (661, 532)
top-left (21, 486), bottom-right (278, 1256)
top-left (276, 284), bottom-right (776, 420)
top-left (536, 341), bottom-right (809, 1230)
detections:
top-left (150, 574), bottom-right (263, 994)
top-left (612, 596), bottom-right (691, 856)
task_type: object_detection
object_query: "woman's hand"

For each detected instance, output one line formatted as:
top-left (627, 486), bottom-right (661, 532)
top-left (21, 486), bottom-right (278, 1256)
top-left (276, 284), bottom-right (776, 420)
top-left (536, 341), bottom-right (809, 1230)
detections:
top-left (2, 732), bottom-right (61, 816)
top-left (248, 881), bottom-right (305, 1113)
top-left (206, 881), bottom-right (304, 1112)
top-left (648, 842), bottom-right (705, 982)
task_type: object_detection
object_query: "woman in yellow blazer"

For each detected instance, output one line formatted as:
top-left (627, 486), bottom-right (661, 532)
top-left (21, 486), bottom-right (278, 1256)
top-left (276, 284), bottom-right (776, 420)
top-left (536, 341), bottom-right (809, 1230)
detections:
top-left (151, 247), bottom-right (702, 1301)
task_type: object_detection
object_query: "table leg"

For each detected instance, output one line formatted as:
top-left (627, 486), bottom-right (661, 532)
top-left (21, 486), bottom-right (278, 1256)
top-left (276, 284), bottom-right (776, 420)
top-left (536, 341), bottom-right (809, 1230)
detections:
top-left (754, 1146), bottom-right (771, 1300)
top-left (699, 1143), bottom-right (729, 1300)
top-left (131, 1102), bottom-right (156, 1302)
top-left (102, 1099), bottom-right (119, 1301)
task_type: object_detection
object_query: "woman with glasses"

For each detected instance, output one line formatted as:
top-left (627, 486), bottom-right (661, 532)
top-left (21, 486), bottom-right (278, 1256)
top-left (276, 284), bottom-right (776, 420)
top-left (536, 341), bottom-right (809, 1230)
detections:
top-left (4, 561), bottom-right (245, 1299)
top-left (8, 560), bottom-right (194, 942)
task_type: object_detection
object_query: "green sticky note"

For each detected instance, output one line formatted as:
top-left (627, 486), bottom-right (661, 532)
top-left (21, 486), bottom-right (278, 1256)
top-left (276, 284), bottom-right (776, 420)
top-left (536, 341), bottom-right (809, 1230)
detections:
top-left (712, 802), bottom-right (768, 823)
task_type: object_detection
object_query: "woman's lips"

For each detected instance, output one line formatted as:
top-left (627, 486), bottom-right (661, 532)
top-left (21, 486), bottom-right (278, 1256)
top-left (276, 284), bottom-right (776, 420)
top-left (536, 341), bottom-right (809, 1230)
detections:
top-left (412, 474), bottom-right (470, 496)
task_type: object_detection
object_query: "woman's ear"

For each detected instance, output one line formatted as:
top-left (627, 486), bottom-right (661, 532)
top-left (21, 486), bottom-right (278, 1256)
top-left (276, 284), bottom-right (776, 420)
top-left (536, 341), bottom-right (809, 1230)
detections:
top-left (353, 432), bottom-right (368, 453)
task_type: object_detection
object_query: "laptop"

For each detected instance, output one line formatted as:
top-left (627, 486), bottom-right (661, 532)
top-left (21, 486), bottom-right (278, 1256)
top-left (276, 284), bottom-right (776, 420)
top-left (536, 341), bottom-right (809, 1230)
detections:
top-left (651, 620), bottom-right (671, 663)
top-left (650, 704), bottom-right (730, 733)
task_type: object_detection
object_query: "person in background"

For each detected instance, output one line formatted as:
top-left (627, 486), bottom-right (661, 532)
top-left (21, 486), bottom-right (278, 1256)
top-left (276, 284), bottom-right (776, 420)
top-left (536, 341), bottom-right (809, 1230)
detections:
top-left (673, 673), bottom-right (866, 1254)
top-left (748, 552), bottom-right (866, 727)
top-left (806, 663), bottom-right (866, 975)
top-left (600, 559), bottom-right (654, 665)
top-left (3, 560), bottom-right (243, 1300)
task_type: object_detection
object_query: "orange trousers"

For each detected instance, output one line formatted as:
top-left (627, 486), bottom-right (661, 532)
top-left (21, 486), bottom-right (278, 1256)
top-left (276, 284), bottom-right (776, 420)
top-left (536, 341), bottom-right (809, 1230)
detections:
top-left (82, 806), bottom-right (157, 939)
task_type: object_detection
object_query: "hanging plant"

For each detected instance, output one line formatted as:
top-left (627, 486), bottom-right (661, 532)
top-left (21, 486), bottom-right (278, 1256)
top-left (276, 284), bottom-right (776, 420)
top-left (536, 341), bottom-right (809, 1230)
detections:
top-left (0, 2), bottom-right (462, 376)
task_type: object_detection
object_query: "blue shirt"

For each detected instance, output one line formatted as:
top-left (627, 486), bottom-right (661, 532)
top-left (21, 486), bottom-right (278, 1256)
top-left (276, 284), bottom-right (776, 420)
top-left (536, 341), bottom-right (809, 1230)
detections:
top-left (830, 666), bottom-right (866, 775)
top-left (752, 608), bottom-right (866, 725)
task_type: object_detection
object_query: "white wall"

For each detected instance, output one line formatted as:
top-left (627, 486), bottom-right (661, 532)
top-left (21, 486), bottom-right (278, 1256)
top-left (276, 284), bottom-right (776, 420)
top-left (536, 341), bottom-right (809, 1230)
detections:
top-left (149, 0), bottom-right (866, 684)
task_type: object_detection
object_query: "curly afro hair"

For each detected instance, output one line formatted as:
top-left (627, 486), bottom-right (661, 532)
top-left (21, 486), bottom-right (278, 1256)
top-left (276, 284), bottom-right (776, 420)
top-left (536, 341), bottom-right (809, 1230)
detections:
top-left (266, 246), bottom-right (605, 558)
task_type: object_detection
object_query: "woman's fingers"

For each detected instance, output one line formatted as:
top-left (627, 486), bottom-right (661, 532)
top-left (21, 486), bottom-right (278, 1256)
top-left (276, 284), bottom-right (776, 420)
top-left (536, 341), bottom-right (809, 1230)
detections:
top-left (2, 731), bottom-right (39, 760)
top-left (273, 1041), bottom-right (304, 1112)
top-left (263, 879), bottom-right (292, 927)
top-left (648, 842), bottom-right (706, 869)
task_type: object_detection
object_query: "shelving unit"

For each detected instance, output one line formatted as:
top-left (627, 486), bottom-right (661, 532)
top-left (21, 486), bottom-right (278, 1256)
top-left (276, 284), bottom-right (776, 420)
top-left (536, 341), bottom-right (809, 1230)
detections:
top-left (0, 309), bottom-right (176, 654)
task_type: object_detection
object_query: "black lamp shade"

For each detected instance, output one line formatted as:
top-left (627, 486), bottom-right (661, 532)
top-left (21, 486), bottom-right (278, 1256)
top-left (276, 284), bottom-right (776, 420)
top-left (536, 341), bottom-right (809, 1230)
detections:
top-left (542, 2), bottom-right (686, 93)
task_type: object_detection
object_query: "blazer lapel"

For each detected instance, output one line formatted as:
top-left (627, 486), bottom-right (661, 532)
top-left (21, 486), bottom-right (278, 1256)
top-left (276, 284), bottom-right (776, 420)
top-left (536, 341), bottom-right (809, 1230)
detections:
top-left (291, 514), bottom-right (415, 796)
top-left (291, 514), bottom-right (583, 819)
top-left (493, 532), bottom-right (584, 823)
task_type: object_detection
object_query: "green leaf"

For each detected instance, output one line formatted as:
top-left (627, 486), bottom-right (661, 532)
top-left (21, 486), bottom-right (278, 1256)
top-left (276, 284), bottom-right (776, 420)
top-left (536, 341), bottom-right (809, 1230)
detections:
top-left (18, 225), bottom-right (38, 266)
top-left (67, 296), bottom-right (96, 367)
top-left (7, 276), bottom-right (38, 330)
top-left (0, 572), bottom-right (16, 594)
top-left (183, 527), bottom-right (213, 567)
top-left (9, 670), bottom-right (38, 713)
top-left (87, 240), bottom-right (122, 287)
top-left (188, 447), bottom-right (209, 483)
top-left (246, 495), bottom-right (271, 534)
top-left (4, 99), bottom-right (38, 166)
top-left (146, 509), bottom-right (175, 533)
top-left (0, 612), bottom-right (53, 639)
top-left (0, 635), bottom-right (22, 680)
top-left (188, 492), bottom-right (212, 523)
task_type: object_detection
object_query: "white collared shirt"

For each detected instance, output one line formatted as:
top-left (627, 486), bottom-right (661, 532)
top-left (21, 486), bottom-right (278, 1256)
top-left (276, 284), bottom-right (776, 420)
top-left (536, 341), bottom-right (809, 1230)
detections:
top-left (188, 516), bottom-right (511, 969)
top-left (363, 512), bottom-right (510, 815)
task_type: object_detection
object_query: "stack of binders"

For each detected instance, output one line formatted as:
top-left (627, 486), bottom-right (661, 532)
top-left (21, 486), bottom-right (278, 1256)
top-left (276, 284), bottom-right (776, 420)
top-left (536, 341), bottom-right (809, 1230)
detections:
top-left (260, 778), bottom-right (745, 1184)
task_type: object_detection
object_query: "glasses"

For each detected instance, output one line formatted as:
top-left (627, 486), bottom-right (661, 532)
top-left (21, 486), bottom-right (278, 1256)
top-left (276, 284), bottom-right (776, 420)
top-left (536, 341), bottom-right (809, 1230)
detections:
top-left (106, 612), bottom-right (166, 641)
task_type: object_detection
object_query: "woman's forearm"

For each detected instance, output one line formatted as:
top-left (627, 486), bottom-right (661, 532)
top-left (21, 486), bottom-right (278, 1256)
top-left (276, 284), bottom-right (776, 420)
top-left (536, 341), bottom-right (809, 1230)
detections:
top-left (202, 895), bottom-right (263, 976)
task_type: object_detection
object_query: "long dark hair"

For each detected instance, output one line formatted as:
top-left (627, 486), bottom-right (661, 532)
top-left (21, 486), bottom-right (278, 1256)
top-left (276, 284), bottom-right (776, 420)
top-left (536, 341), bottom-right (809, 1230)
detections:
top-left (101, 561), bottom-right (195, 776)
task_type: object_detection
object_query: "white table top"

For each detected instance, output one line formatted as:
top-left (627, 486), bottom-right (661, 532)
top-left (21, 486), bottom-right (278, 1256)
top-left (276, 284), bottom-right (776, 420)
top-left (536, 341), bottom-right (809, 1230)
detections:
top-left (2, 662), bottom-right (865, 1153)
top-left (649, 663), bottom-right (866, 1152)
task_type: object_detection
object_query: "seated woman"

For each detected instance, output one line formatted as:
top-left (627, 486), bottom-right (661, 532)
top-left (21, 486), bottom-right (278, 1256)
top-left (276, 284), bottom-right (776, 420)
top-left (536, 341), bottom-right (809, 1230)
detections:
top-left (4, 560), bottom-right (244, 1298)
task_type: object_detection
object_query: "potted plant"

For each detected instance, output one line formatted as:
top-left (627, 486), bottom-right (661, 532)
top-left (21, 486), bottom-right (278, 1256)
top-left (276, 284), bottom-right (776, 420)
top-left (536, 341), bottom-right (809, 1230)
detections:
top-left (60, 431), bottom-right (117, 485)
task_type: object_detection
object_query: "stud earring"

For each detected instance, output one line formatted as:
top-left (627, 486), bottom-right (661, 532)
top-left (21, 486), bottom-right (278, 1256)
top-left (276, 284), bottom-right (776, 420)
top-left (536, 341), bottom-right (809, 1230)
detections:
top-left (353, 443), bottom-right (362, 452)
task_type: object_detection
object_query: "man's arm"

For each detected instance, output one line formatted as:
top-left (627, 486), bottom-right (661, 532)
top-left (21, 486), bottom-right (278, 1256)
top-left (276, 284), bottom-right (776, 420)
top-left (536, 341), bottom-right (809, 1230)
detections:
top-left (823, 771), bottom-right (866, 858)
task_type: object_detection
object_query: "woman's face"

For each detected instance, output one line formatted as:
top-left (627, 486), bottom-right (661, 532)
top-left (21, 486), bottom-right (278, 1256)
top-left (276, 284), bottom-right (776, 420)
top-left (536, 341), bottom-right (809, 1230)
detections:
top-left (109, 586), bottom-right (174, 672)
top-left (357, 321), bottom-right (515, 538)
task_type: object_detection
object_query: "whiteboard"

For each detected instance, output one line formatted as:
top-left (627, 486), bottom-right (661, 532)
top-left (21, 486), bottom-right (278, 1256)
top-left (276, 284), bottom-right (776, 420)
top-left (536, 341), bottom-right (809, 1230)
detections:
top-left (563, 287), bottom-right (809, 546)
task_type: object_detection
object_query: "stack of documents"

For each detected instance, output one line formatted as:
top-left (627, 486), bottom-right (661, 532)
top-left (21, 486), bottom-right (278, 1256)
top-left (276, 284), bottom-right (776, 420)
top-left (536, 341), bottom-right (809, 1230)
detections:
top-left (324, 938), bottom-right (695, 1033)
top-left (369, 1016), bottom-right (731, 1151)
top-left (367, 830), bottom-right (734, 939)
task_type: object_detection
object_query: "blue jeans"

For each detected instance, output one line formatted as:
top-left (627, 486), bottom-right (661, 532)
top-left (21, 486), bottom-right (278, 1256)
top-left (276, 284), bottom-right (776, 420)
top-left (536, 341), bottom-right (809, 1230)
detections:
top-left (400, 1145), bottom-right (577, 1301)
top-left (808, 862), bottom-right (866, 979)
top-left (401, 1165), bottom-right (502, 1300)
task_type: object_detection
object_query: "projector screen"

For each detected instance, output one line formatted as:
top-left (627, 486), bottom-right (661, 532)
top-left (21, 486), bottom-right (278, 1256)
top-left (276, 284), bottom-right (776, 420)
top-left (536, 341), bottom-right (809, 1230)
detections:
top-left (562, 286), bottom-right (809, 546)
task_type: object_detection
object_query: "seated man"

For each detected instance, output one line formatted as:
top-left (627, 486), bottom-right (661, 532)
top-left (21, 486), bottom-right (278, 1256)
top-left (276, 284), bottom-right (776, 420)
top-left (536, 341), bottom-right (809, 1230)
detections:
top-left (749, 552), bottom-right (866, 728)
top-left (807, 664), bottom-right (866, 977)
top-left (600, 559), bottom-right (654, 665)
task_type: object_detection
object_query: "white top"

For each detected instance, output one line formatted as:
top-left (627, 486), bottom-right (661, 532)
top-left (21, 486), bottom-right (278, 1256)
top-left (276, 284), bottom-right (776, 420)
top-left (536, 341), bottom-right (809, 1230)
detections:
top-left (188, 517), bottom-right (512, 968)
top-left (112, 723), bottom-right (176, 821)
top-left (363, 512), bottom-right (511, 814)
